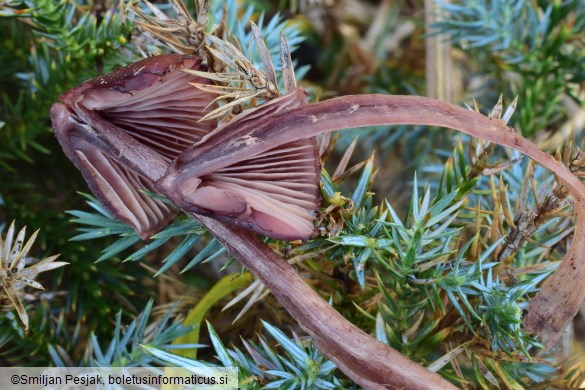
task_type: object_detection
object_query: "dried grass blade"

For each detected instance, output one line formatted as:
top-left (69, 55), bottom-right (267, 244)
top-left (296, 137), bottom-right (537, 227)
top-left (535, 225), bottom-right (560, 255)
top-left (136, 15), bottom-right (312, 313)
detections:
top-left (280, 32), bottom-right (296, 93)
top-left (251, 22), bottom-right (278, 89)
top-left (333, 137), bottom-right (359, 181)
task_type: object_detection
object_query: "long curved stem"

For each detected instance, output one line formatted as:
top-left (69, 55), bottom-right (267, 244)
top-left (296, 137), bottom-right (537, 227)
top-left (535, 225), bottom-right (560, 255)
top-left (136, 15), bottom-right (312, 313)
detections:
top-left (199, 93), bottom-right (585, 348)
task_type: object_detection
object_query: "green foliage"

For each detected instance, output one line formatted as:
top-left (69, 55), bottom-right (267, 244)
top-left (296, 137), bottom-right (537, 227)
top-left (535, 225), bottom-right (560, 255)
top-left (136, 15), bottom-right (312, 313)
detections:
top-left (435, 0), bottom-right (585, 136)
top-left (143, 321), bottom-right (348, 389)
top-left (49, 299), bottom-right (199, 367)
top-left (0, 300), bottom-right (66, 366)
top-left (67, 193), bottom-right (225, 275)
top-left (305, 129), bottom-right (571, 386)
top-left (1, 0), bottom-right (133, 167)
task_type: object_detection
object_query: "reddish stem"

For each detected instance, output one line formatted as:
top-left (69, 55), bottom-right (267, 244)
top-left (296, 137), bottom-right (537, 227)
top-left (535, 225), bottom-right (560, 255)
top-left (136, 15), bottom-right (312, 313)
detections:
top-left (195, 215), bottom-right (457, 390)
top-left (185, 94), bottom-right (585, 348)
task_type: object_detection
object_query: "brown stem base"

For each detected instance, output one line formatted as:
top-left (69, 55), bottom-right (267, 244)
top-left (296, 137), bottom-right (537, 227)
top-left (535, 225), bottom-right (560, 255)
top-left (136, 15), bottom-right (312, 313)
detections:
top-left (196, 215), bottom-right (457, 390)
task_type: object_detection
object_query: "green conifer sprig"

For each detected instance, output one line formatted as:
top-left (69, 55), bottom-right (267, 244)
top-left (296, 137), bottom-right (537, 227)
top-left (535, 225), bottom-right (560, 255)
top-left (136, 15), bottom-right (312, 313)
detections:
top-left (143, 320), bottom-right (348, 389)
top-left (435, 0), bottom-right (585, 136)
